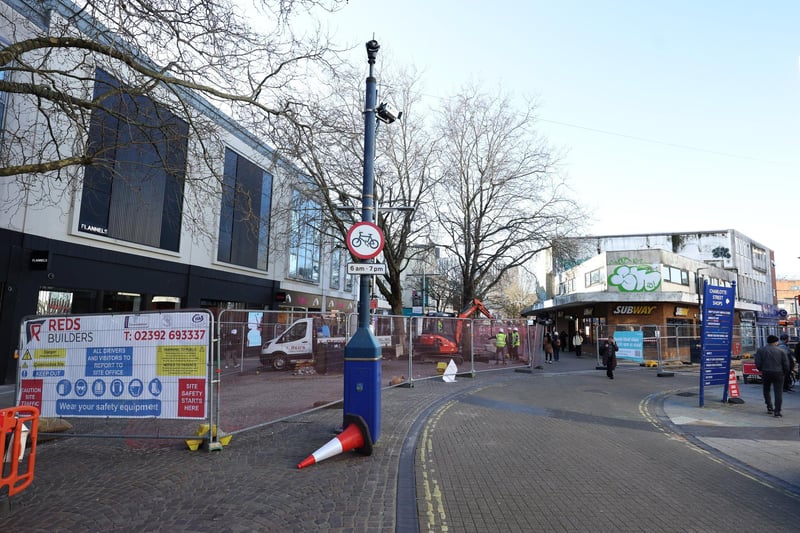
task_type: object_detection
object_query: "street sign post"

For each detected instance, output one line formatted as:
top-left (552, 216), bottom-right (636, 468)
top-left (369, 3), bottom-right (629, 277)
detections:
top-left (699, 280), bottom-right (737, 407)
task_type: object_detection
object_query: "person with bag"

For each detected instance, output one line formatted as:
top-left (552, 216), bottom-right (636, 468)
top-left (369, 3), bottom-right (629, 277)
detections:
top-left (755, 335), bottom-right (791, 417)
top-left (601, 336), bottom-right (619, 379)
top-left (543, 334), bottom-right (554, 364)
top-left (553, 333), bottom-right (561, 362)
top-left (572, 332), bottom-right (584, 357)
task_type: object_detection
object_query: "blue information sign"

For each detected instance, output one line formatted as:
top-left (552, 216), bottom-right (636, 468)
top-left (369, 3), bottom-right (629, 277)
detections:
top-left (699, 281), bottom-right (736, 406)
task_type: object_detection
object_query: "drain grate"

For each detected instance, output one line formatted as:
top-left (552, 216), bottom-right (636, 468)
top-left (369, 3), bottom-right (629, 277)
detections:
top-left (676, 392), bottom-right (697, 397)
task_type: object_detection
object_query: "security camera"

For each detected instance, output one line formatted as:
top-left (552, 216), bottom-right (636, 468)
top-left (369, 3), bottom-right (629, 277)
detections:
top-left (376, 102), bottom-right (402, 124)
top-left (366, 40), bottom-right (380, 64)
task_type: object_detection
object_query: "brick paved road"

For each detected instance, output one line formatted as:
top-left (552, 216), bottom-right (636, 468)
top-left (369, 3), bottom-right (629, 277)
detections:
top-left (0, 359), bottom-right (797, 531)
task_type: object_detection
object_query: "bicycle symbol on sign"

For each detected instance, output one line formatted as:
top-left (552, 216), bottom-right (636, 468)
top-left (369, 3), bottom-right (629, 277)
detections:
top-left (351, 231), bottom-right (379, 249)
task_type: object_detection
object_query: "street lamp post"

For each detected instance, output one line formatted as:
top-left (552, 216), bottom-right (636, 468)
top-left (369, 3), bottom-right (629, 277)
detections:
top-left (342, 40), bottom-right (384, 447)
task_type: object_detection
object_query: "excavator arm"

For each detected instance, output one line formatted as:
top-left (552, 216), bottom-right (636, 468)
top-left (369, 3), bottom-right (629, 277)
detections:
top-left (458, 299), bottom-right (493, 320)
top-left (455, 299), bottom-right (493, 344)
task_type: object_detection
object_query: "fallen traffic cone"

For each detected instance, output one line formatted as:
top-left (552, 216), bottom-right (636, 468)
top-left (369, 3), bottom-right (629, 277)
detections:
top-left (297, 414), bottom-right (373, 469)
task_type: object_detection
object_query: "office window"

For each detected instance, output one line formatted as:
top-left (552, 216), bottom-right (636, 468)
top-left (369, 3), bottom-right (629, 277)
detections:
top-left (585, 268), bottom-right (603, 287)
top-left (288, 190), bottom-right (321, 282)
top-left (661, 265), bottom-right (689, 286)
top-left (217, 148), bottom-right (273, 270)
top-left (0, 66), bottom-right (7, 136)
top-left (330, 248), bottom-right (342, 289)
top-left (79, 69), bottom-right (188, 251)
top-left (559, 277), bottom-right (575, 295)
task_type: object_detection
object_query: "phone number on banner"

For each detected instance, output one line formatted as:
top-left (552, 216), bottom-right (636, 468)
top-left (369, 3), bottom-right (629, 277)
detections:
top-left (122, 329), bottom-right (207, 342)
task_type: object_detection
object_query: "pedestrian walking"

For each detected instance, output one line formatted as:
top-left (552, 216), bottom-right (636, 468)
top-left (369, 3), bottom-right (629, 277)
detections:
top-left (754, 335), bottom-right (791, 417)
top-left (553, 332), bottom-right (561, 362)
top-left (601, 336), bottom-right (618, 379)
top-left (510, 328), bottom-right (521, 360)
top-left (777, 334), bottom-right (795, 392)
top-left (543, 334), bottom-right (554, 364)
top-left (572, 332), bottom-right (584, 357)
top-left (222, 325), bottom-right (242, 369)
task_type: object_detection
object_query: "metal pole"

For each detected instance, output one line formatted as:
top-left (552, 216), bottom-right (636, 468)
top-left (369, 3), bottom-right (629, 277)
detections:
top-left (342, 40), bottom-right (383, 445)
top-left (422, 272), bottom-right (426, 314)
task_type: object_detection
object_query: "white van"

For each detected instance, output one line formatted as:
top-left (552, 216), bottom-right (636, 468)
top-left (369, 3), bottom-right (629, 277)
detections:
top-left (260, 318), bottom-right (393, 371)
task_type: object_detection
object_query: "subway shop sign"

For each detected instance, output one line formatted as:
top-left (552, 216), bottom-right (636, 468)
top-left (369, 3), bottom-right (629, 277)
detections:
top-left (612, 305), bottom-right (657, 315)
top-left (16, 311), bottom-right (212, 419)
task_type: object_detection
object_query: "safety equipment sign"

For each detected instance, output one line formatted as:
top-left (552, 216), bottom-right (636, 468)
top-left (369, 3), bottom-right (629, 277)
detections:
top-left (16, 310), bottom-right (212, 419)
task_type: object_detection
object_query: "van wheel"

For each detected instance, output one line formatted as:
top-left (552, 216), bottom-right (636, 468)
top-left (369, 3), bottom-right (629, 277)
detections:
top-left (272, 354), bottom-right (288, 371)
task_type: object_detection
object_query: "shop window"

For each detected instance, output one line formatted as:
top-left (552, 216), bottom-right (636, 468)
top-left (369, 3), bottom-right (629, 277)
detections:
top-left (37, 290), bottom-right (74, 315)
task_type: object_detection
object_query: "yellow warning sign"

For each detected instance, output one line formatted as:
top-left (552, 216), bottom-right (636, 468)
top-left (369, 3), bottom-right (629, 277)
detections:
top-left (22, 350), bottom-right (32, 360)
top-left (32, 348), bottom-right (67, 368)
top-left (156, 345), bottom-right (206, 376)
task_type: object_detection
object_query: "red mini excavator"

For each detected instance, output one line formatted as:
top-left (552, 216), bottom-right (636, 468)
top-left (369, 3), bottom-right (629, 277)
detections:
top-left (413, 299), bottom-right (493, 363)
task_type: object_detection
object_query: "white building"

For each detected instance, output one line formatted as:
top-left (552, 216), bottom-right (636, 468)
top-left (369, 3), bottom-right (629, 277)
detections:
top-left (0, 0), bottom-right (357, 383)
top-left (523, 229), bottom-right (778, 356)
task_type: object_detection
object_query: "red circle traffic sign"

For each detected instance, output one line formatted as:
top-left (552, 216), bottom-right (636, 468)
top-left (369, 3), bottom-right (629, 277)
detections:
top-left (346, 222), bottom-right (385, 260)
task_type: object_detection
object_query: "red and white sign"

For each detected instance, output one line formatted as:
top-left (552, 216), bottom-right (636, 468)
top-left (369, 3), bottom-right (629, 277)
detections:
top-left (728, 369), bottom-right (741, 399)
top-left (346, 221), bottom-right (385, 260)
top-left (178, 378), bottom-right (206, 417)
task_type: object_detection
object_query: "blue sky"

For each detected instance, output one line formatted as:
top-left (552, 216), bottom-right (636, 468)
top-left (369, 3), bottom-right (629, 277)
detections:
top-left (317, 1), bottom-right (799, 276)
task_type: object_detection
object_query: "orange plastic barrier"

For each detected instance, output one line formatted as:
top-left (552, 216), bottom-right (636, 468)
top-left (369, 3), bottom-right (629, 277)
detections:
top-left (1, 406), bottom-right (39, 497)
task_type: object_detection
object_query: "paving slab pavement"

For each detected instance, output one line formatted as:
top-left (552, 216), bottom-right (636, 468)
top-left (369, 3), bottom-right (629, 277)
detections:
top-left (0, 356), bottom-right (798, 531)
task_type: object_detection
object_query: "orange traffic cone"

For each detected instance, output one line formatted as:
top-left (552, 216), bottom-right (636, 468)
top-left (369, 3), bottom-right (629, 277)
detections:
top-left (297, 414), bottom-right (373, 469)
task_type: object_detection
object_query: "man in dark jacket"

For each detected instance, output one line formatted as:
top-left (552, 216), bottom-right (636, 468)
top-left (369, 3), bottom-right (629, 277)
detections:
top-left (754, 335), bottom-right (791, 417)
top-left (601, 336), bottom-right (619, 379)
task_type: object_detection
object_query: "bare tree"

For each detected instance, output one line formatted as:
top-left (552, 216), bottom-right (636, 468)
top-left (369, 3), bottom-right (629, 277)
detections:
top-left (433, 86), bottom-right (586, 310)
top-left (497, 267), bottom-right (539, 318)
top-left (0, 0), bottom-right (347, 239)
top-left (270, 62), bottom-right (439, 314)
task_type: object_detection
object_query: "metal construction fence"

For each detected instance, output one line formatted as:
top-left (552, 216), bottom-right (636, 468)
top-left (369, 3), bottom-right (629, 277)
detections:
top-left (13, 309), bottom-right (546, 449)
top-left (592, 323), bottom-right (789, 367)
top-left (21, 307), bottom-right (792, 450)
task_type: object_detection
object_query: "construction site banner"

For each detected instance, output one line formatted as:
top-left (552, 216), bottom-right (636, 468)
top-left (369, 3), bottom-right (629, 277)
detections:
top-left (16, 310), bottom-right (213, 420)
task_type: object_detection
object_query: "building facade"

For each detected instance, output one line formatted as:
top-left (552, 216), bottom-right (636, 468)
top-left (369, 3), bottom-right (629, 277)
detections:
top-left (0, 0), bottom-right (357, 383)
top-left (523, 230), bottom-right (778, 357)
top-left (776, 278), bottom-right (800, 328)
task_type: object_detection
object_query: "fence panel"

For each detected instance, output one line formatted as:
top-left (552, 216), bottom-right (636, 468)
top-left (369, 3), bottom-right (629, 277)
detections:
top-left (595, 323), bottom-right (762, 368)
top-left (403, 316), bottom-right (534, 382)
